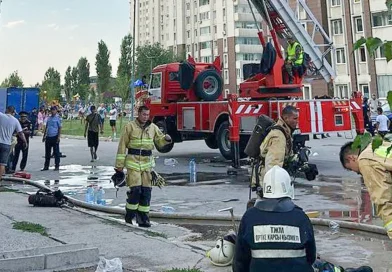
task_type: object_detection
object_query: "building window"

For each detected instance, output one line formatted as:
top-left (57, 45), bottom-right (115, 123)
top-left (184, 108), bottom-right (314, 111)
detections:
top-left (336, 48), bottom-right (346, 64)
top-left (353, 0), bottom-right (360, 3)
top-left (303, 86), bottom-right (312, 100)
top-left (376, 45), bottom-right (386, 59)
top-left (224, 54), bottom-right (228, 68)
top-left (331, 0), bottom-right (341, 6)
top-left (200, 26), bottom-right (211, 35)
top-left (187, 31), bottom-right (190, 39)
top-left (354, 16), bottom-right (363, 32)
top-left (372, 11), bottom-right (392, 27)
top-left (186, 17), bottom-right (190, 24)
top-left (236, 68), bottom-right (241, 79)
top-left (336, 85), bottom-right (349, 98)
top-left (200, 41), bottom-right (212, 49)
top-left (360, 84), bottom-right (369, 98)
top-left (359, 47), bottom-right (367, 62)
top-left (187, 45), bottom-right (191, 52)
top-left (199, 0), bottom-right (209, 6)
top-left (224, 70), bottom-right (229, 84)
top-left (332, 19), bottom-right (343, 35)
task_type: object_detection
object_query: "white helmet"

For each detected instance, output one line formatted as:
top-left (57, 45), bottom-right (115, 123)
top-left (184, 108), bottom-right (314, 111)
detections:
top-left (207, 234), bottom-right (235, 267)
top-left (263, 166), bottom-right (294, 199)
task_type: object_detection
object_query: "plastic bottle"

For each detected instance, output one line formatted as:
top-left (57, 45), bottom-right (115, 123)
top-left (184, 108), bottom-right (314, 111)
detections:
top-left (189, 158), bottom-right (197, 183)
top-left (96, 187), bottom-right (105, 205)
top-left (161, 206), bottom-right (176, 213)
top-left (164, 158), bottom-right (178, 166)
top-left (329, 221), bottom-right (340, 233)
top-left (85, 185), bottom-right (94, 203)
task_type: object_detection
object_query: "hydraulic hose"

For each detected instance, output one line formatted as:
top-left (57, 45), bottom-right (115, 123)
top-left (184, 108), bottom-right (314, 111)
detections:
top-left (2, 176), bottom-right (387, 236)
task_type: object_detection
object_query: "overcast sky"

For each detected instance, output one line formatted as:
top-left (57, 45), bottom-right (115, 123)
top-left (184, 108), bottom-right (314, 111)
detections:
top-left (0, 0), bottom-right (130, 86)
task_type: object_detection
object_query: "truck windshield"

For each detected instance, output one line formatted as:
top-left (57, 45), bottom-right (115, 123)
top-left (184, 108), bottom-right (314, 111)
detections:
top-left (149, 73), bottom-right (162, 103)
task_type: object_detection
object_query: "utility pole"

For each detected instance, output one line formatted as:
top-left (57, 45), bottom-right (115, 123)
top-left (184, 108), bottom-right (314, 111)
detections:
top-left (130, 0), bottom-right (137, 121)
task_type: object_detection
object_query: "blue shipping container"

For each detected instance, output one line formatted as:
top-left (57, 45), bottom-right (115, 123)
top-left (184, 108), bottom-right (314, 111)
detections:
top-left (0, 88), bottom-right (7, 113)
top-left (0, 87), bottom-right (40, 114)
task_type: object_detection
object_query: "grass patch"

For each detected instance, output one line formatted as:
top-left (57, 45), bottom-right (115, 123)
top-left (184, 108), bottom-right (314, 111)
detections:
top-left (61, 118), bottom-right (127, 138)
top-left (12, 221), bottom-right (48, 236)
top-left (163, 269), bottom-right (203, 272)
top-left (0, 187), bottom-right (19, 193)
top-left (145, 230), bottom-right (168, 239)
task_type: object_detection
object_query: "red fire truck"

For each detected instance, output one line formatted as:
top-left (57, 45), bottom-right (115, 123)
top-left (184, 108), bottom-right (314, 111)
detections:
top-left (141, 0), bottom-right (364, 167)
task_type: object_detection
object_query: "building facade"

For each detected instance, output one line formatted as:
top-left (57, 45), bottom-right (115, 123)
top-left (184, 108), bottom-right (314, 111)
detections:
top-left (327, 0), bottom-right (392, 99)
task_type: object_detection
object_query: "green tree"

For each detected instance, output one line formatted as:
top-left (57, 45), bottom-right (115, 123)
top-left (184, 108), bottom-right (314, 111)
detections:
top-left (71, 66), bottom-right (79, 98)
top-left (115, 75), bottom-right (131, 102)
top-left (41, 68), bottom-right (61, 101)
top-left (1, 71), bottom-right (24, 87)
top-left (95, 40), bottom-right (112, 98)
top-left (117, 34), bottom-right (133, 79)
top-left (77, 57), bottom-right (90, 101)
top-left (64, 66), bottom-right (73, 102)
top-left (135, 43), bottom-right (177, 79)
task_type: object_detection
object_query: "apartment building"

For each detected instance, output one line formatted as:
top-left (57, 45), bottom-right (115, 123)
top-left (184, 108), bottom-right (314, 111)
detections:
top-left (327, 0), bottom-right (392, 99)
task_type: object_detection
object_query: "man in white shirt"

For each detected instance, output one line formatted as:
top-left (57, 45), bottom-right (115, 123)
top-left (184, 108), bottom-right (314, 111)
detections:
top-left (109, 105), bottom-right (118, 138)
top-left (369, 94), bottom-right (380, 119)
top-left (0, 106), bottom-right (28, 181)
top-left (376, 107), bottom-right (390, 137)
top-left (97, 104), bottom-right (107, 134)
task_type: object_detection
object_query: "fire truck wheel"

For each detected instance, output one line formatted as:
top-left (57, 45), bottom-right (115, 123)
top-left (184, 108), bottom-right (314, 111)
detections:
top-left (217, 121), bottom-right (232, 160)
top-left (155, 121), bottom-right (174, 153)
top-left (205, 135), bottom-right (219, 149)
top-left (194, 70), bottom-right (223, 101)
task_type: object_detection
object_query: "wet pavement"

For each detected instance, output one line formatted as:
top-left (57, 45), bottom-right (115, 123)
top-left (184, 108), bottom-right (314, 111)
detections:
top-left (3, 134), bottom-right (392, 270)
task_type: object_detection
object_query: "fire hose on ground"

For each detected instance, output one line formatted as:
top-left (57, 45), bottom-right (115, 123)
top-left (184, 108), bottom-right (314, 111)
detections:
top-left (1, 176), bottom-right (387, 237)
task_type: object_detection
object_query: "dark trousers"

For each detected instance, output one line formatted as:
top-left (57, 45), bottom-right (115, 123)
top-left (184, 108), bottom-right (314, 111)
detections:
top-left (126, 186), bottom-right (152, 223)
top-left (31, 121), bottom-right (36, 137)
top-left (44, 136), bottom-right (60, 168)
top-left (12, 144), bottom-right (29, 171)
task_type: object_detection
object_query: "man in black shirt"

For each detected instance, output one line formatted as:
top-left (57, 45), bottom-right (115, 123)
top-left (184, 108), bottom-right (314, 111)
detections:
top-left (12, 111), bottom-right (31, 172)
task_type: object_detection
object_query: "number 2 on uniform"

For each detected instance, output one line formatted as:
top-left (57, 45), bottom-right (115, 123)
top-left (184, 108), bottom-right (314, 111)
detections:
top-left (266, 185), bottom-right (272, 193)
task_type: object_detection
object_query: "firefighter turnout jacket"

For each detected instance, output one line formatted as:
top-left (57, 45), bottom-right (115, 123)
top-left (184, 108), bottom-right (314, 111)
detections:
top-left (358, 143), bottom-right (392, 239)
top-left (233, 198), bottom-right (316, 272)
top-left (252, 118), bottom-right (293, 188)
top-left (115, 119), bottom-right (169, 188)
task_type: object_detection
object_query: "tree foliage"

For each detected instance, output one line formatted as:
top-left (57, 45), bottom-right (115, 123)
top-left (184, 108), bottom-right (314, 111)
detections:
top-left (41, 68), bottom-right (61, 101)
top-left (1, 71), bottom-right (24, 87)
top-left (64, 66), bottom-right (73, 102)
top-left (115, 75), bottom-right (131, 102)
top-left (95, 40), bottom-right (112, 97)
top-left (135, 43), bottom-right (177, 79)
top-left (117, 34), bottom-right (133, 79)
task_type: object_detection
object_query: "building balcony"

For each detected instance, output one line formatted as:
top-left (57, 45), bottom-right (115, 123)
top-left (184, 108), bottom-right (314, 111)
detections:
top-left (199, 34), bottom-right (213, 43)
top-left (234, 12), bottom-right (262, 22)
top-left (235, 44), bottom-right (263, 54)
top-left (200, 48), bottom-right (212, 57)
top-left (234, 28), bottom-right (259, 37)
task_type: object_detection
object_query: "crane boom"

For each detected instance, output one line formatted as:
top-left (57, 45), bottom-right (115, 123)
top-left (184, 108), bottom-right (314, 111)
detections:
top-left (251, 0), bottom-right (336, 83)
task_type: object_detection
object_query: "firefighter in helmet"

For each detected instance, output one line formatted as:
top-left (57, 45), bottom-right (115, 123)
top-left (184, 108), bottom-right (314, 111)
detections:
top-left (115, 105), bottom-right (172, 227)
top-left (251, 106), bottom-right (299, 197)
top-left (234, 166), bottom-right (316, 272)
top-left (340, 141), bottom-right (392, 239)
top-left (285, 36), bottom-right (304, 84)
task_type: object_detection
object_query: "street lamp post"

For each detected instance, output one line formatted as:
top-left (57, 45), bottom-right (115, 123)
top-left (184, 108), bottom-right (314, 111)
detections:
top-left (130, 0), bottom-right (137, 121)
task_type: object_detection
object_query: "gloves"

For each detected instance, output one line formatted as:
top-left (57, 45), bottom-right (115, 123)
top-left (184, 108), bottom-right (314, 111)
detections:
top-left (151, 170), bottom-right (166, 189)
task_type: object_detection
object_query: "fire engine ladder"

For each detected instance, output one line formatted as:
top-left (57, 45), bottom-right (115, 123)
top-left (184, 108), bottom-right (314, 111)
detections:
top-left (250, 0), bottom-right (336, 83)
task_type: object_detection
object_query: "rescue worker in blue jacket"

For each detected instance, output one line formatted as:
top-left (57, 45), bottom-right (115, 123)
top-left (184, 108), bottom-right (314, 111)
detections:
top-left (233, 165), bottom-right (316, 272)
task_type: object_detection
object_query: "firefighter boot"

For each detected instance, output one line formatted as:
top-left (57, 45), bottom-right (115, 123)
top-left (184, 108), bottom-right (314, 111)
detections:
top-left (136, 211), bottom-right (151, 228)
top-left (125, 208), bottom-right (136, 224)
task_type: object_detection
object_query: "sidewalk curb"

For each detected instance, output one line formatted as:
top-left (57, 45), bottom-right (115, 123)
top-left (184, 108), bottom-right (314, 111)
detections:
top-left (0, 244), bottom-right (99, 272)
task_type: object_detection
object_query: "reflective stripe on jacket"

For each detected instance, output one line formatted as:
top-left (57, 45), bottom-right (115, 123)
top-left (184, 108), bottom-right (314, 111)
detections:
top-left (115, 120), bottom-right (168, 171)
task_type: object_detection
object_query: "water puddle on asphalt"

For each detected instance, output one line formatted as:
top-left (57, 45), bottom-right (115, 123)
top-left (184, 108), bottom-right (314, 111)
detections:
top-left (302, 176), bottom-right (381, 227)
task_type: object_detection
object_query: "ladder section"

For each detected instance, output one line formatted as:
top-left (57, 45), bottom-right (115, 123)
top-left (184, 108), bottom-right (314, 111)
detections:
top-left (251, 0), bottom-right (336, 83)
